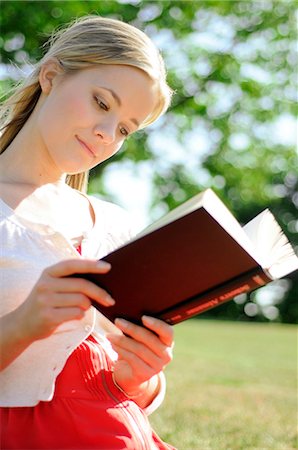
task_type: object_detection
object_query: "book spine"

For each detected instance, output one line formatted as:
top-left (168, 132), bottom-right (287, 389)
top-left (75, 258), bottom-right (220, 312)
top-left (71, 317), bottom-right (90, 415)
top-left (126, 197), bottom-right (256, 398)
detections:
top-left (159, 268), bottom-right (272, 325)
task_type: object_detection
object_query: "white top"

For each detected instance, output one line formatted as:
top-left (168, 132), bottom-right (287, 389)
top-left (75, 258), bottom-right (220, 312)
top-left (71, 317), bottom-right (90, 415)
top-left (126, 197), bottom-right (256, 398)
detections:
top-left (0, 195), bottom-right (165, 414)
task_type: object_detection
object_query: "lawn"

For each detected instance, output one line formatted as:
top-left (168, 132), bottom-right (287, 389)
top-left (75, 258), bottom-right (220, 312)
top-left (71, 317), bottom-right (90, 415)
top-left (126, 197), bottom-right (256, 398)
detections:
top-left (150, 319), bottom-right (297, 450)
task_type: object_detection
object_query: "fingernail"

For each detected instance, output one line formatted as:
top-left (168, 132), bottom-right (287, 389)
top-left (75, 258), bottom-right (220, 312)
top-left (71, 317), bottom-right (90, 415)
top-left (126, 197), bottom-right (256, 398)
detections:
top-left (142, 315), bottom-right (154, 326)
top-left (115, 318), bottom-right (128, 328)
top-left (105, 295), bottom-right (115, 305)
top-left (97, 260), bottom-right (111, 269)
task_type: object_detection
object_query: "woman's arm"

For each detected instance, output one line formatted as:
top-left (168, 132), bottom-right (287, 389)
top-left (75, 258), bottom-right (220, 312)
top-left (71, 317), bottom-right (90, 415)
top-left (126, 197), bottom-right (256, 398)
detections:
top-left (0, 259), bottom-right (114, 371)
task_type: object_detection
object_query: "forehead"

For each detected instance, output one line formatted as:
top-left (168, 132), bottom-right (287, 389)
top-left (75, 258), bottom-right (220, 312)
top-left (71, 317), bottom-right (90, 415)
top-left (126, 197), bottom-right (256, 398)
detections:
top-left (77, 64), bottom-right (154, 88)
top-left (74, 65), bottom-right (158, 123)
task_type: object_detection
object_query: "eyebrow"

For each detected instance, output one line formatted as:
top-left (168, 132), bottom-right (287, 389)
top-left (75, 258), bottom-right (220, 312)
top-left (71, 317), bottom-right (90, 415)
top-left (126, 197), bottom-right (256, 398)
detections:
top-left (101, 87), bottom-right (140, 128)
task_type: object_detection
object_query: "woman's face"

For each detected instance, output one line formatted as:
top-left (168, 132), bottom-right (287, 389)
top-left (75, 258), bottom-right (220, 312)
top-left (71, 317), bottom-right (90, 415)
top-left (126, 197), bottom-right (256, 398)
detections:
top-left (37, 63), bottom-right (157, 175)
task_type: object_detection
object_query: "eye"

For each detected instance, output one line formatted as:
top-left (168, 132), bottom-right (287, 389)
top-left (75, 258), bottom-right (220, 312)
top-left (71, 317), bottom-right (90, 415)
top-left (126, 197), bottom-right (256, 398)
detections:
top-left (119, 126), bottom-right (129, 137)
top-left (94, 96), bottom-right (109, 111)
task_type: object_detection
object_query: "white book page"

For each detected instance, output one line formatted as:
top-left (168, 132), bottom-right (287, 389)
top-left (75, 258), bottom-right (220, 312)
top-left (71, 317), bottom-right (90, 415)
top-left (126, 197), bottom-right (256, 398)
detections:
top-left (243, 210), bottom-right (298, 279)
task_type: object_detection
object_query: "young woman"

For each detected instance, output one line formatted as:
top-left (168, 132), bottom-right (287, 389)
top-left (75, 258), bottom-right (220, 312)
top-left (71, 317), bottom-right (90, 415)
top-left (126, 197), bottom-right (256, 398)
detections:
top-left (0, 16), bottom-right (176, 449)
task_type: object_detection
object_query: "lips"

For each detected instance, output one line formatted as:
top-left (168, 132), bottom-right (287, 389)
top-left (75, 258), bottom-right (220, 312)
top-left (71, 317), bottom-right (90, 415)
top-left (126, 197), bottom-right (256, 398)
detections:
top-left (76, 135), bottom-right (97, 158)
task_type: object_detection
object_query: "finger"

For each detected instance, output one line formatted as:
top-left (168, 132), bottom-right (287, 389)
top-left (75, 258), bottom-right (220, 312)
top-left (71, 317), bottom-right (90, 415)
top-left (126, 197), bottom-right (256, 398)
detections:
top-left (111, 343), bottom-right (156, 380)
top-left (142, 316), bottom-right (174, 347)
top-left (114, 318), bottom-right (172, 359)
top-left (107, 334), bottom-right (167, 371)
top-left (46, 259), bottom-right (111, 278)
top-left (40, 277), bottom-right (115, 307)
top-left (50, 306), bottom-right (87, 324)
top-left (42, 292), bottom-right (91, 310)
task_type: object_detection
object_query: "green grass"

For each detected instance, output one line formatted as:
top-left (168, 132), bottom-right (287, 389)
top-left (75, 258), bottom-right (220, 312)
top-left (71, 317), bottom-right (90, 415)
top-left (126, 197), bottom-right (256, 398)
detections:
top-left (150, 319), bottom-right (297, 450)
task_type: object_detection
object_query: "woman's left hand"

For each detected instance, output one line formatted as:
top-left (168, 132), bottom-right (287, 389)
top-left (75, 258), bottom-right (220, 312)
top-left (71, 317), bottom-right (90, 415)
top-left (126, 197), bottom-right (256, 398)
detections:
top-left (106, 315), bottom-right (174, 399)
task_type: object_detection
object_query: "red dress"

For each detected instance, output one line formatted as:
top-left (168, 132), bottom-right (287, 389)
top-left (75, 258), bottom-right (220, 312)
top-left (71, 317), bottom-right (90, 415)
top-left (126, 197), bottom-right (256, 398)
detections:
top-left (0, 335), bottom-right (175, 449)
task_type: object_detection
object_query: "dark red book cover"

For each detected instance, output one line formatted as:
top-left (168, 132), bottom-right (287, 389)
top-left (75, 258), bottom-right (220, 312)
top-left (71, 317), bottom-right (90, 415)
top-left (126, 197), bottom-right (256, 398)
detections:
top-left (82, 206), bottom-right (272, 324)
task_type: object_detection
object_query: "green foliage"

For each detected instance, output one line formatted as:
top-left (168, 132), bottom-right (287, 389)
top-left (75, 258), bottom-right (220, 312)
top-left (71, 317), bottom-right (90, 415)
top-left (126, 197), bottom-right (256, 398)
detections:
top-left (1, 0), bottom-right (297, 322)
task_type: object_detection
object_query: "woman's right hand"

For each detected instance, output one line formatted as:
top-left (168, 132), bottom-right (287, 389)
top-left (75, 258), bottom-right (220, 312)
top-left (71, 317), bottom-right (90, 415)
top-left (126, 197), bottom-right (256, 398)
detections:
top-left (19, 258), bottom-right (114, 340)
top-left (0, 259), bottom-right (113, 370)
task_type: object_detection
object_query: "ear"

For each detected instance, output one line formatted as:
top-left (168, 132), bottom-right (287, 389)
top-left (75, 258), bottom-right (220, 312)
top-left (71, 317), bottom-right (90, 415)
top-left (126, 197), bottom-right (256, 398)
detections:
top-left (39, 59), bottom-right (64, 94)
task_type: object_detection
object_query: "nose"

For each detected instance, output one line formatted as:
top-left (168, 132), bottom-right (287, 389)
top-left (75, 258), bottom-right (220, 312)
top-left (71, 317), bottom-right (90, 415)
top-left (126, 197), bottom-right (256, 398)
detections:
top-left (93, 119), bottom-right (116, 145)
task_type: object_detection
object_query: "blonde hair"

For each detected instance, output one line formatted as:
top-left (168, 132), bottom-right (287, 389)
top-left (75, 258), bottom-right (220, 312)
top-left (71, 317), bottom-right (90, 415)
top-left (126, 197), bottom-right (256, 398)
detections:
top-left (0, 15), bottom-right (172, 191)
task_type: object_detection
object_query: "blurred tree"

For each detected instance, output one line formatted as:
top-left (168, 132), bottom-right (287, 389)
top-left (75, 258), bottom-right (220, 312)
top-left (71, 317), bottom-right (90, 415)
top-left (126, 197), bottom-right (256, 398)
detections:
top-left (1, 0), bottom-right (297, 323)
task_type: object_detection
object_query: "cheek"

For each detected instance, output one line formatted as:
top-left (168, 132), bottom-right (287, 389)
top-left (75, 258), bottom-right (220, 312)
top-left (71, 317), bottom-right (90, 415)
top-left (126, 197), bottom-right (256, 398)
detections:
top-left (111, 142), bottom-right (123, 155)
top-left (38, 93), bottom-right (91, 139)
top-left (109, 142), bottom-right (124, 158)
top-left (65, 96), bottom-right (91, 124)
top-left (96, 142), bottom-right (123, 165)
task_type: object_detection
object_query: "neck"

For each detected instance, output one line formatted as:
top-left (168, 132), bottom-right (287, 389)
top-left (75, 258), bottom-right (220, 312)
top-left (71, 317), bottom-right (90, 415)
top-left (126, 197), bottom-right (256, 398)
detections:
top-left (0, 110), bottom-right (66, 188)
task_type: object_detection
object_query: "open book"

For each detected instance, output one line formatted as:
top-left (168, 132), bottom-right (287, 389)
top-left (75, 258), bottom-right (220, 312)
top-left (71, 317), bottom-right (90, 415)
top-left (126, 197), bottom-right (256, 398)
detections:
top-left (84, 189), bottom-right (298, 325)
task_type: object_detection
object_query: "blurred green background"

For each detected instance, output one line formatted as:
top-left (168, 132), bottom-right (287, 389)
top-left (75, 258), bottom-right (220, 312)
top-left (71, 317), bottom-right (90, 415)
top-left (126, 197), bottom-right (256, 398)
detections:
top-left (1, 0), bottom-right (297, 323)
